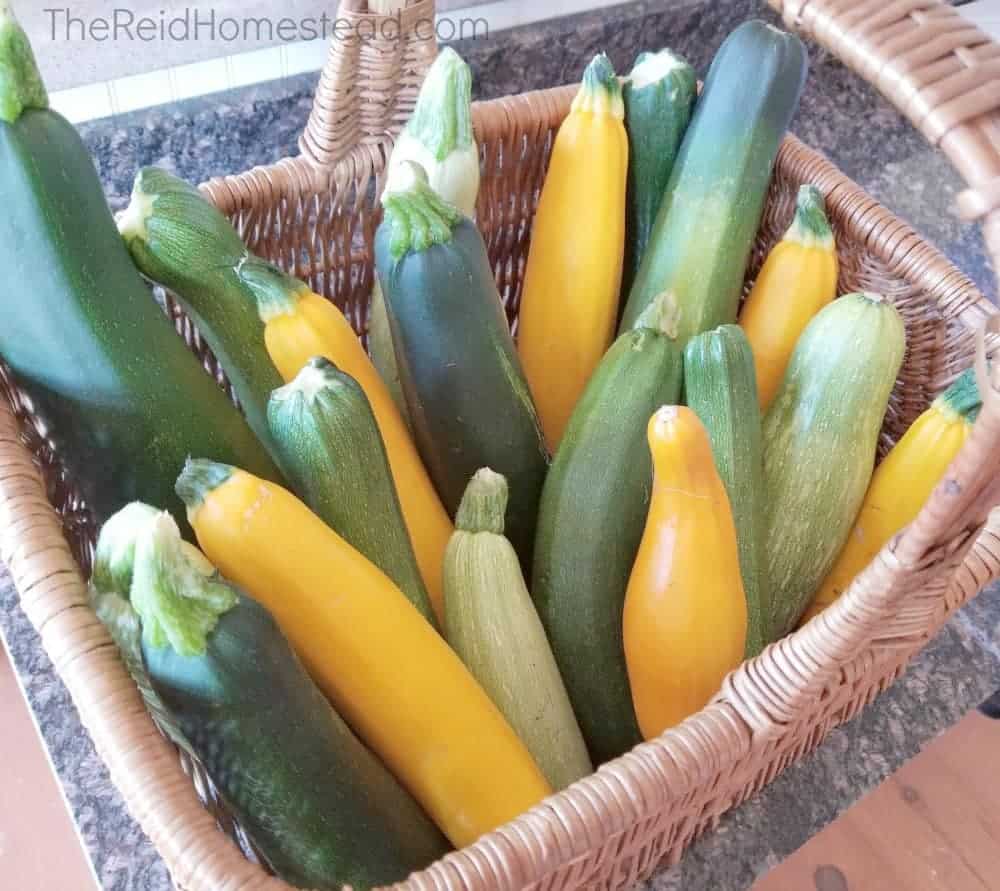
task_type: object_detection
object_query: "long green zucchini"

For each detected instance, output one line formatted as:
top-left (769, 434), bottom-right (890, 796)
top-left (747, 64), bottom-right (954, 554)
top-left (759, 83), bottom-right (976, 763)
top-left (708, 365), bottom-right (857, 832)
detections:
top-left (0, 8), bottom-right (280, 532)
top-left (375, 162), bottom-right (548, 571)
top-left (684, 325), bottom-right (768, 657)
top-left (444, 468), bottom-right (592, 790)
top-left (118, 167), bottom-right (287, 466)
top-left (532, 300), bottom-right (683, 764)
top-left (621, 48), bottom-right (696, 300)
top-left (128, 511), bottom-right (449, 890)
top-left (619, 21), bottom-right (808, 343)
top-left (268, 357), bottom-right (436, 627)
top-left (763, 292), bottom-right (906, 639)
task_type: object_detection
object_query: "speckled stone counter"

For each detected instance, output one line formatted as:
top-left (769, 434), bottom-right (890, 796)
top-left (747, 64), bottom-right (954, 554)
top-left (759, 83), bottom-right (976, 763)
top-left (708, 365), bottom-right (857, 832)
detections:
top-left (1, 2), bottom-right (997, 890)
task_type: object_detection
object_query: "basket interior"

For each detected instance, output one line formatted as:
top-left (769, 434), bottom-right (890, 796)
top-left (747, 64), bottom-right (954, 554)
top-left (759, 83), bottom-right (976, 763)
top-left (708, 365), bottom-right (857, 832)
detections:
top-left (0, 99), bottom-right (988, 882)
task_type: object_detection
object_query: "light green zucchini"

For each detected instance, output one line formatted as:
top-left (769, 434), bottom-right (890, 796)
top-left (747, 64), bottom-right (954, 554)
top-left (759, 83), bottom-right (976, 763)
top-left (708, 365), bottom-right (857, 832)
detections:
top-left (763, 292), bottom-right (906, 639)
top-left (444, 468), bottom-right (592, 791)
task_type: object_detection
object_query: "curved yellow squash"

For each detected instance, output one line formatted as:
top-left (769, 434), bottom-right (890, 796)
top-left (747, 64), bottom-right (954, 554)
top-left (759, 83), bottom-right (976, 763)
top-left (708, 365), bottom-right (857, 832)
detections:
top-left (178, 461), bottom-right (552, 848)
top-left (800, 369), bottom-right (981, 625)
top-left (739, 184), bottom-right (838, 411)
top-left (517, 54), bottom-right (629, 451)
top-left (256, 284), bottom-right (452, 623)
top-left (623, 407), bottom-right (748, 740)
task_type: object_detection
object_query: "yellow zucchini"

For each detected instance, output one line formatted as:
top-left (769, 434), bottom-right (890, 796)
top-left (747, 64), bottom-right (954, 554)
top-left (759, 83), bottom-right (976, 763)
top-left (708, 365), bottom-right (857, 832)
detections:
top-left (739, 185), bottom-right (838, 410)
top-left (623, 407), bottom-right (748, 739)
top-left (176, 459), bottom-right (551, 848)
top-left (239, 263), bottom-right (452, 623)
top-left (517, 54), bottom-right (629, 451)
top-left (801, 369), bottom-right (981, 624)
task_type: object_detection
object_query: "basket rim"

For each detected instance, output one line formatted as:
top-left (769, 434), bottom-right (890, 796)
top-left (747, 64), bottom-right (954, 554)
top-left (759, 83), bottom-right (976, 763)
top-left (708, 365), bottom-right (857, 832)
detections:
top-left (203, 81), bottom-right (994, 340)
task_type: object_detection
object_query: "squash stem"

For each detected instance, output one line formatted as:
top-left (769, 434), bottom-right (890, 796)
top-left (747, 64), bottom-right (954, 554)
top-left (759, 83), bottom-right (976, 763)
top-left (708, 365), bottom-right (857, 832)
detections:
top-left (405, 47), bottom-right (475, 161)
top-left (237, 257), bottom-right (311, 322)
top-left (455, 469), bottom-right (508, 535)
top-left (786, 185), bottom-right (834, 249)
top-left (572, 53), bottom-right (624, 119)
top-left (273, 356), bottom-right (342, 405)
top-left (176, 459), bottom-right (236, 512)
top-left (633, 290), bottom-right (681, 339)
top-left (0, 1), bottom-right (48, 124)
top-left (381, 161), bottom-right (462, 260)
top-left (628, 48), bottom-right (692, 91)
top-left (935, 368), bottom-right (982, 424)
top-left (92, 503), bottom-right (163, 596)
top-left (130, 512), bottom-right (238, 657)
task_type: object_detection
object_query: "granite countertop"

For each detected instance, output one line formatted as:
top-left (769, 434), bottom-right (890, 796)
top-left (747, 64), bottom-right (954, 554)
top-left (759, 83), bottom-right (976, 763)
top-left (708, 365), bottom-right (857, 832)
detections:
top-left (1, 2), bottom-right (998, 890)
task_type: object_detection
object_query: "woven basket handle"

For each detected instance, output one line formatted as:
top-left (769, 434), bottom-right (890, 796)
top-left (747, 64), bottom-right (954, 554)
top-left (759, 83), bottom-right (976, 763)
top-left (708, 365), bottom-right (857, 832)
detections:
top-left (768, 0), bottom-right (1000, 294)
top-left (299, 0), bottom-right (439, 168)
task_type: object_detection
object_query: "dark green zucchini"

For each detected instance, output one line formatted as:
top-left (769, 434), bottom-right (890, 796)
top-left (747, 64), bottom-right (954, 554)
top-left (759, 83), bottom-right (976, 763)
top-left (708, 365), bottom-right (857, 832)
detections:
top-left (375, 162), bottom-right (548, 571)
top-left (0, 10), bottom-right (280, 532)
top-left (131, 511), bottom-right (449, 890)
top-left (267, 357), bottom-right (437, 627)
top-left (532, 305), bottom-right (683, 764)
top-left (621, 48), bottom-right (696, 301)
top-left (619, 21), bottom-right (808, 343)
top-left (118, 166), bottom-right (287, 466)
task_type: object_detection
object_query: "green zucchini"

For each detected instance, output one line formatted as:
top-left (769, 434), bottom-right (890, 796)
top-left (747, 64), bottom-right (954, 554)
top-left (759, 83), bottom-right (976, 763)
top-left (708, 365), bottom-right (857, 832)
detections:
top-left (619, 20), bottom-right (808, 343)
top-left (0, 9), bottom-right (280, 532)
top-left (375, 162), bottom-right (548, 571)
top-left (684, 325), bottom-right (768, 658)
top-left (532, 301), bottom-right (683, 764)
top-left (267, 357), bottom-right (436, 627)
top-left (763, 292), bottom-right (906, 639)
top-left (118, 167), bottom-right (287, 467)
top-left (621, 48), bottom-right (696, 301)
top-left (371, 47), bottom-right (481, 427)
top-left (444, 468), bottom-right (592, 790)
top-left (131, 511), bottom-right (449, 889)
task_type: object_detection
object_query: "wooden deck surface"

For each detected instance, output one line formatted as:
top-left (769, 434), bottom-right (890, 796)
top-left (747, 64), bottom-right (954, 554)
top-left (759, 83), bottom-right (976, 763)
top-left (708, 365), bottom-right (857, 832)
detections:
top-left (754, 697), bottom-right (1000, 891)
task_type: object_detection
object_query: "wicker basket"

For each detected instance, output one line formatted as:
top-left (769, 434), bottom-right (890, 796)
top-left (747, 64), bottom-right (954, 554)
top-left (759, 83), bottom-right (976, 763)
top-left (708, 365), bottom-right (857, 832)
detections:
top-left (2, 1), bottom-right (1000, 889)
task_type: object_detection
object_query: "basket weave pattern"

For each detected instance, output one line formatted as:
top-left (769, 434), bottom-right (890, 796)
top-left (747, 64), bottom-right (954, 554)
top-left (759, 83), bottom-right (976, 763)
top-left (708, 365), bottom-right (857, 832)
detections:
top-left (1, 2), bottom-right (1000, 890)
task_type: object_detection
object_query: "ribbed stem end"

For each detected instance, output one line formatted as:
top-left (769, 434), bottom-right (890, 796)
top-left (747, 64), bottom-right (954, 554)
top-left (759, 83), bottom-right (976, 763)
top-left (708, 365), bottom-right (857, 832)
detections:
top-left (381, 161), bottom-right (462, 260)
top-left (787, 184), bottom-right (834, 249)
top-left (131, 512), bottom-right (237, 657)
top-left (935, 368), bottom-right (982, 424)
top-left (406, 47), bottom-right (474, 162)
top-left (0, 2), bottom-right (48, 124)
top-left (237, 257), bottom-right (310, 322)
top-left (572, 53), bottom-right (624, 118)
top-left (176, 459), bottom-right (235, 512)
top-left (455, 468), bottom-right (509, 535)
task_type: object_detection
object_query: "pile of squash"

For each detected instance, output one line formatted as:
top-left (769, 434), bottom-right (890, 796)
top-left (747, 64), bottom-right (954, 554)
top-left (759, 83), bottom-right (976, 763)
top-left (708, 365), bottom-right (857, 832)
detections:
top-left (0, 6), bottom-right (983, 889)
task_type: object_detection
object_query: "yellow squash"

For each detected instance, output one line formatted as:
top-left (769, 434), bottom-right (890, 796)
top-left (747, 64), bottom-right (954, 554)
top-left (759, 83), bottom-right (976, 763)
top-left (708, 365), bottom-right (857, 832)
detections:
top-left (800, 369), bottom-right (981, 624)
top-left (623, 407), bottom-right (748, 739)
top-left (238, 265), bottom-right (452, 623)
top-left (517, 53), bottom-right (629, 451)
top-left (177, 460), bottom-right (552, 848)
top-left (739, 184), bottom-right (838, 411)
